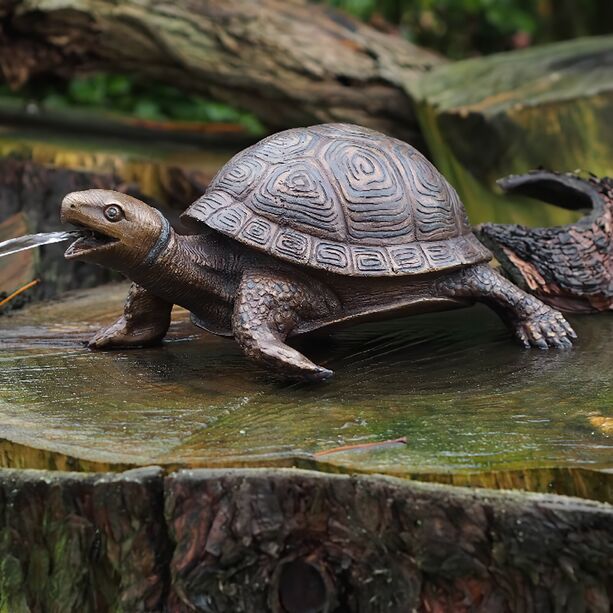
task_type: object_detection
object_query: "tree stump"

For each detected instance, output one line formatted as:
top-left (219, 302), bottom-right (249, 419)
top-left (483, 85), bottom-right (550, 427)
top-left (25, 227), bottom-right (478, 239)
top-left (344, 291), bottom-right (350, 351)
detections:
top-left (0, 467), bottom-right (611, 612)
top-left (0, 284), bottom-right (612, 610)
top-left (413, 35), bottom-right (613, 226)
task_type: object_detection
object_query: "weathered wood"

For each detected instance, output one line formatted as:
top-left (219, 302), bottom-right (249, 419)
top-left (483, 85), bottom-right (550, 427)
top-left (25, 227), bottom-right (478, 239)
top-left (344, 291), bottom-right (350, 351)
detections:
top-left (0, 211), bottom-right (35, 305)
top-left (1, 284), bottom-right (611, 502)
top-left (0, 467), bottom-right (169, 612)
top-left (165, 469), bottom-right (613, 612)
top-left (0, 466), bottom-right (611, 612)
top-left (412, 36), bottom-right (613, 226)
top-left (477, 171), bottom-right (613, 313)
top-left (0, 0), bottom-right (442, 143)
top-left (0, 132), bottom-right (227, 209)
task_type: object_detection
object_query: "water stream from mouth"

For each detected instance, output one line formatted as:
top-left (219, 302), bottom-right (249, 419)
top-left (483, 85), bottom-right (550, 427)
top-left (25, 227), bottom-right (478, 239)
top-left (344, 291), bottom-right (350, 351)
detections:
top-left (0, 231), bottom-right (83, 259)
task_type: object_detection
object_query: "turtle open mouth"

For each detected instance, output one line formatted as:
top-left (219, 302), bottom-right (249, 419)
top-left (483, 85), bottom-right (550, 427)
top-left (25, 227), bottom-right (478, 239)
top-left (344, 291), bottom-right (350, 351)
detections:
top-left (64, 226), bottom-right (119, 259)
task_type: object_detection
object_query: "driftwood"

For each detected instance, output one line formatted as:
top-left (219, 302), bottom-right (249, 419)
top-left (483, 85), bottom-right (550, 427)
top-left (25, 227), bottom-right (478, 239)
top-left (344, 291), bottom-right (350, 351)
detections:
top-left (477, 171), bottom-right (613, 313)
top-left (0, 0), bottom-right (441, 144)
top-left (0, 467), bottom-right (611, 612)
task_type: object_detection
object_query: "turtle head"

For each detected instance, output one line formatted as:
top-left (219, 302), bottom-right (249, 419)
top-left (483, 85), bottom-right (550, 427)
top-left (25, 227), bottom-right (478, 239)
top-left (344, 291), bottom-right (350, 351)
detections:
top-left (61, 190), bottom-right (171, 272)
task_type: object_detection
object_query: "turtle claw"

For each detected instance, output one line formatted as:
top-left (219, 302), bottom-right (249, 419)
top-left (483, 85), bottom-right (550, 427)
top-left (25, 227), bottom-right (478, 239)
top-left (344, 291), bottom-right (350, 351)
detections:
top-left (302, 366), bottom-right (334, 382)
top-left (88, 317), bottom-right (164, 349)
top-left (514, 307), bottom-right (575, 350)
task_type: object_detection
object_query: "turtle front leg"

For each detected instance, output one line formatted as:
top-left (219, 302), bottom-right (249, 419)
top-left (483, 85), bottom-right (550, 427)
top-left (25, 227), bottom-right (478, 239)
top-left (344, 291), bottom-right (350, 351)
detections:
top-left (436, 264), bottom-right (576, 349)
top-left (232, 270), bottom-right (340, 381)
top-left (89, 283), bottom-right (173, 349)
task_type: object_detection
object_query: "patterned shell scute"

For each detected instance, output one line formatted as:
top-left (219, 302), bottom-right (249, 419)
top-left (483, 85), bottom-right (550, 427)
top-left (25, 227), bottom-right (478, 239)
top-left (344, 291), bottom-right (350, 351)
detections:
top-left (252, 161), bottom-right (344, 240)
top-left (252, 129), bottom-right (318, 163)
top-left (182, 124), bottom-right (491, 276)
top-left (324, 140), bottom-right (413, 243)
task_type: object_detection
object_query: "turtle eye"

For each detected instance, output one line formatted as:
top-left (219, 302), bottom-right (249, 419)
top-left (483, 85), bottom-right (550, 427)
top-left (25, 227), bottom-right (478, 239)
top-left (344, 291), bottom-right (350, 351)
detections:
top-left (104, 205), bottom-right (124, 222)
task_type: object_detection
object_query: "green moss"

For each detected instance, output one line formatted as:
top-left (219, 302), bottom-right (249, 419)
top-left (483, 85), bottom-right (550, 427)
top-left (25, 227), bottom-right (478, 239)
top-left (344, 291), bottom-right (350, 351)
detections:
top-left (412, 36), bottom-right (613, 225)
top-left (0, 553), bottom-right (28, 612)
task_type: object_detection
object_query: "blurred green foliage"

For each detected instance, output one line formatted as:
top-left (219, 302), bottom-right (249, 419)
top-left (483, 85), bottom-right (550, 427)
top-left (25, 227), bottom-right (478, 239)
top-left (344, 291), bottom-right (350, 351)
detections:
top-left (326, 0), bottom-right (612, 58)
top-left (0, 74), bottom-right (265, 134)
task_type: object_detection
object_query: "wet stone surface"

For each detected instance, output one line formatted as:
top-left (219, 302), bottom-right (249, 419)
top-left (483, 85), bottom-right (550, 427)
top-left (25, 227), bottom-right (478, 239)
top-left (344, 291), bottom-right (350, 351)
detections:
top-left (0, 283), bottom-right (611, 499)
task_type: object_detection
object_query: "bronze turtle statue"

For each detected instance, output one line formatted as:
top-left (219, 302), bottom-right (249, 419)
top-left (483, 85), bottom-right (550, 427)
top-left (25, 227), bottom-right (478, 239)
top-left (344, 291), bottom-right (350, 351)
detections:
top-left (60, 124), bottom-right (575, 380)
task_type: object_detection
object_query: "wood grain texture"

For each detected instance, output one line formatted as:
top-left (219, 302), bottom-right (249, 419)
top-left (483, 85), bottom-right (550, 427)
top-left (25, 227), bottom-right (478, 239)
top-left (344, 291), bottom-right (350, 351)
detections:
top-left (1, 282), bottom-right (610, 496)
top-left (0, 0), bottom-right (442, 143)
top-left (0, 211), bottom-right (35, 299)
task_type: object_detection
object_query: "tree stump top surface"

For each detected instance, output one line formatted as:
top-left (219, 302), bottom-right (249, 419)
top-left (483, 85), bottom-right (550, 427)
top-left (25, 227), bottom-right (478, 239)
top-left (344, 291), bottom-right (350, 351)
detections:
top-left (0, 283), bottom-right (611, 499)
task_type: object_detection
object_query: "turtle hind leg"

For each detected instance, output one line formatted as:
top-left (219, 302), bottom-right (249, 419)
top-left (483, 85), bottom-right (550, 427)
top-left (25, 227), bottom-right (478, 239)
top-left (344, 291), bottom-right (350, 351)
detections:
top-left (232, 271), bottom-right (339, 381)
top-left (436, 264), bottom-right (576, 349)
top-left (89, 283), bottom-right (173, 349)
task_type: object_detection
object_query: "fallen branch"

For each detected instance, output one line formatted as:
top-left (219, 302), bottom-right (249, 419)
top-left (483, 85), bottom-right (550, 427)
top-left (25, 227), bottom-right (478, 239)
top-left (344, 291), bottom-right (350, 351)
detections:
top-left (0, 278), bottom-right (39, 310)
top-left (0, 0), bottom-right (442, 143)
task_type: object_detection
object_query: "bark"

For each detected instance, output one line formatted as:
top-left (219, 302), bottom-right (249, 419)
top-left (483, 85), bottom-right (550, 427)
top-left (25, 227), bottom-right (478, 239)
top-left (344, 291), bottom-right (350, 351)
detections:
top-left (1, 467), bottom-right (612, 612)
top-left (477, 171), bottom-right (613, 313)
top-left (0, 467), bottom-right (169, 612)
top-left (0, 0), bottom-right (442, 143)
top-left (166, 469), bottom-right (613, 612)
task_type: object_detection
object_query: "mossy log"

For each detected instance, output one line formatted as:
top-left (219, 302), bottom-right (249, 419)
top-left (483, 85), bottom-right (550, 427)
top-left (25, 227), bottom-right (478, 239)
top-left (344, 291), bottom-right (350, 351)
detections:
top-left (0, 467), bottom-right (611, 612)
top-left (412, 36), bottom-right (613, 226)
top-left (0, 0), bottom-right (441, 144)
top-left (0, 467), bottom-right (168, 612)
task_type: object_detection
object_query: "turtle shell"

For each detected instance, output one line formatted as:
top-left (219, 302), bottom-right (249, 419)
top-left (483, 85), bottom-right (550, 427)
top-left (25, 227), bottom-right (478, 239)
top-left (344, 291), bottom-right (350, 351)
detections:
top-left (181, 124), bottom-right (491, 276)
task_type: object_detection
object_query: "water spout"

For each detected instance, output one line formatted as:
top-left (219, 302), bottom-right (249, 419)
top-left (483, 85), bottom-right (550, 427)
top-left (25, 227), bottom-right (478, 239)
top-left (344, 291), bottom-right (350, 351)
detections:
top-left (0, 231), bottom-right (83, 259)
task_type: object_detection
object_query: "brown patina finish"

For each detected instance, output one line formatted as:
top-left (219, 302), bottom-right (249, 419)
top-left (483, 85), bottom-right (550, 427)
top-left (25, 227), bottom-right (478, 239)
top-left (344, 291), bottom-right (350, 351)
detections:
top-left (478, 170), bottom-right (612, 314)
top-left (60, 124), bottom-right (575, 380)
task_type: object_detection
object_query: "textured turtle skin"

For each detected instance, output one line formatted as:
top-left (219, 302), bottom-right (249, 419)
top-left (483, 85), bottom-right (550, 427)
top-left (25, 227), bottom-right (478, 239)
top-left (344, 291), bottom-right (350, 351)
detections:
top-left (182, 123), bottom-right (491, 277)
top-left (62, 124), bottom-right (577, 381)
